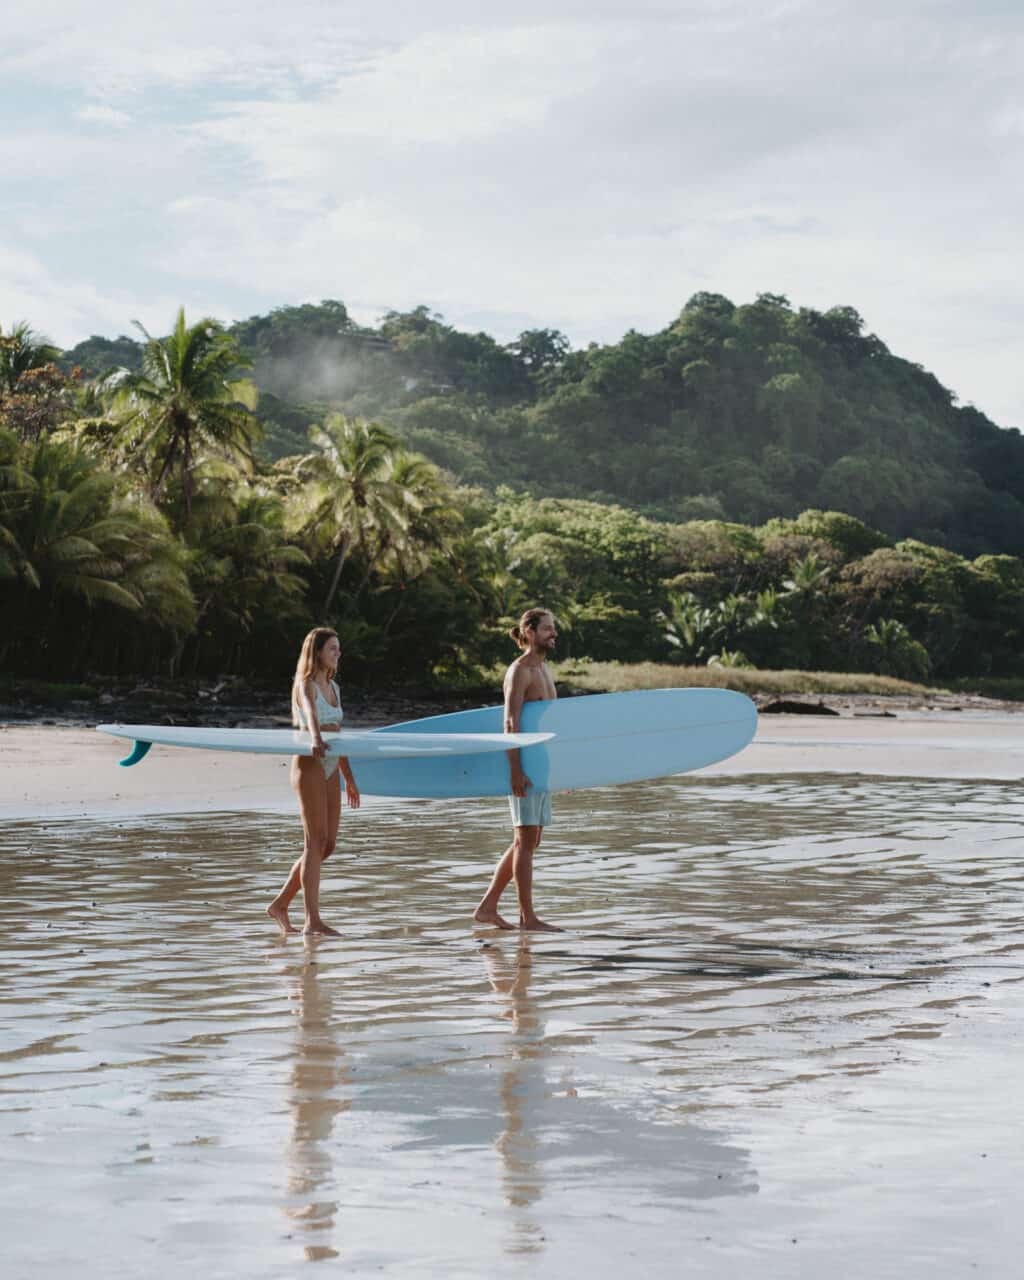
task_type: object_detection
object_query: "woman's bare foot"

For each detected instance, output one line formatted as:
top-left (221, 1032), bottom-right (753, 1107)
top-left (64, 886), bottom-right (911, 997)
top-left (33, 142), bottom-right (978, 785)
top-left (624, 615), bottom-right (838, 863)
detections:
top-left (474, 906), bottom-right (516, 930)
top-left (267, 903), bottom-right (297, 934)
top-left (520, 915), bottom-right (563, 932)
top-left (304, 919), bottom-right (341, 936)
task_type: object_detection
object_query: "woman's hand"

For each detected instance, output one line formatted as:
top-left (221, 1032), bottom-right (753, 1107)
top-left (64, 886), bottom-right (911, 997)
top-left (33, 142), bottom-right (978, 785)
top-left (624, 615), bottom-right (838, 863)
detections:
top-left (339, 758), bottom-right (360, 808)
top-left (311, 735), bottom-right (326, 759)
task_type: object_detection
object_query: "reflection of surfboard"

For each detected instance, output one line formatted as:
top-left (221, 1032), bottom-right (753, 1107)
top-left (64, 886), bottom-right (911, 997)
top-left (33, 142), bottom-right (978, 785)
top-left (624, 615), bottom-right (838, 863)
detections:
top-left (353, 688), bottom-right (756, 798)
top-left (96, 725), bottom-right (553, 768)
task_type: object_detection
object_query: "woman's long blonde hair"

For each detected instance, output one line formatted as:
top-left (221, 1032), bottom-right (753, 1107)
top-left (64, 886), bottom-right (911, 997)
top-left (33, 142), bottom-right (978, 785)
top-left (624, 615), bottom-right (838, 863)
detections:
top-left (291, 627), bottom-right (338, 726)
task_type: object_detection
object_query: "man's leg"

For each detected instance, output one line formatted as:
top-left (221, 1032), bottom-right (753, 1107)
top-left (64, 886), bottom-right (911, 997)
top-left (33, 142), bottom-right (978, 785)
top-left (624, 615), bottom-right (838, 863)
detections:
top-left (513, 825), bottom-right (562, 932)
top-left (474, 839), bottom-right (518, 929)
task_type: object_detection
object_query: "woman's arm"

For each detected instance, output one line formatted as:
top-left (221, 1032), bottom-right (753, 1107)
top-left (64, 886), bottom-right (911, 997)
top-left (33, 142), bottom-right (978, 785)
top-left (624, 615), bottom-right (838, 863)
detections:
top-left (296, 680), bottom-right (326, 757)
top-left (338, 756), bottom-right (360, 808)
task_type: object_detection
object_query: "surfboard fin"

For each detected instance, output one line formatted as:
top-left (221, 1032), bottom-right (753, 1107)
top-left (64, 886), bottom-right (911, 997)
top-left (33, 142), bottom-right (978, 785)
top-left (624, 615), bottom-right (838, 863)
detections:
top-left (118, 740), bottom-right (152, 767)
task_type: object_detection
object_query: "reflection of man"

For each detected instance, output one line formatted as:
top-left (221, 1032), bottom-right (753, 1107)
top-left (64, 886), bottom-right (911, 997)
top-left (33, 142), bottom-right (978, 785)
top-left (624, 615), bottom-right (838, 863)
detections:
top-left (474, 608), bottom-right (562, 932)
top-left (482, 935), bottom-right (545, 1249)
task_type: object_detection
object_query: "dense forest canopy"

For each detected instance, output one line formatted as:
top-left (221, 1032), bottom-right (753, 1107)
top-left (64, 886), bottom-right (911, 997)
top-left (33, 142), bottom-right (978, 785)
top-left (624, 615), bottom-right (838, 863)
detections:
top-left (3, 299), bottom-right (1021, 688)
top-left (60, 292), bottom-right (1024, 557)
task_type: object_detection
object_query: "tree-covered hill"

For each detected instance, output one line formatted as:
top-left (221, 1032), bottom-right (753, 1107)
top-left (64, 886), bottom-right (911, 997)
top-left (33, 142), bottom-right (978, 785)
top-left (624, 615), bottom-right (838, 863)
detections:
top-left (7, 307), bottom-right (1024, 687)
top-left (60, 292), bottom-right (1024, 557)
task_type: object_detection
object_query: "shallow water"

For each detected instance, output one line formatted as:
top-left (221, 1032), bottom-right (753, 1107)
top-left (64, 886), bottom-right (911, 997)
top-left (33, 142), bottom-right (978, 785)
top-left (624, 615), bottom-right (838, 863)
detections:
top-left (2, 774), bottom-right (1023, 1277)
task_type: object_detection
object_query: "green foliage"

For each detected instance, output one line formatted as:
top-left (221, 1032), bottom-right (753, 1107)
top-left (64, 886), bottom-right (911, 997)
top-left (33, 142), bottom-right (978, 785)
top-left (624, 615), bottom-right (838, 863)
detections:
top-left (0, 431), bottom-right (194, 674)
top-left (60, 333), bottom-right (144, 379)
top-left (105, 308), bottom-right (259, 527)
top-left (157, 290), bottom-right (1024, 558)
top-left (0, 322), bottom-right (61, 396)
top-left (12, 294), bottom-right (1024, 689)
top-left (864, 618), bottom-right (931, 681)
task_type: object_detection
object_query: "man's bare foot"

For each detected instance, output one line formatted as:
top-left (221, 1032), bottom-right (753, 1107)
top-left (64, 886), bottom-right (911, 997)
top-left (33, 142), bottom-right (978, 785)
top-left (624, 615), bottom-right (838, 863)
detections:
top-left (520, 915), bottom-right (563, 932)
top-left (303, 920), bottom-right (341, 936)
top-left (266, 903), bottom-right (297, 934)
top-left (474, 906), bottom-right (516, 930)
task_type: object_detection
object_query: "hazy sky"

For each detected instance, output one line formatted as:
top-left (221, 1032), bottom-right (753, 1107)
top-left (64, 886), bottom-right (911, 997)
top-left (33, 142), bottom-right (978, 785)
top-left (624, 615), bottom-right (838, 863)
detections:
top-left (2, 0), bottom-right (1021, 425)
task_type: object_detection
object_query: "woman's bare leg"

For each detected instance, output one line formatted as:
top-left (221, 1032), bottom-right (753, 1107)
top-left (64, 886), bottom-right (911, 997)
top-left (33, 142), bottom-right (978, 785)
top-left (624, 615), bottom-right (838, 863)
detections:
top-left (268, 768), bottom-right (342, 933)
top-left (267, 759), bottom-right (342, 936)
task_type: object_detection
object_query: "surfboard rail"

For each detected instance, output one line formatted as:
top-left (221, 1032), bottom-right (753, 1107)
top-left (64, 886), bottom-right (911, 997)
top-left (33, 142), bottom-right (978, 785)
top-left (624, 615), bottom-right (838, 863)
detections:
top-left (95, 724), bottom-right (554, 767)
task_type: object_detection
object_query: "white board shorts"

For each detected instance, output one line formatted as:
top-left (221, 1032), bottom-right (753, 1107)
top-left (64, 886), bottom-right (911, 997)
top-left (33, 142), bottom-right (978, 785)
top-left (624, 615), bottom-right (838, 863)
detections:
top-left (509, 789), bottom-right (552, 827)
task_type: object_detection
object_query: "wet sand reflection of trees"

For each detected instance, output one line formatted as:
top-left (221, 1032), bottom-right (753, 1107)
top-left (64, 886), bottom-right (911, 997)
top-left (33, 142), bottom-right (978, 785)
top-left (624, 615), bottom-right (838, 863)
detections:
top-left (283, 939), bottom-right (349, 1263)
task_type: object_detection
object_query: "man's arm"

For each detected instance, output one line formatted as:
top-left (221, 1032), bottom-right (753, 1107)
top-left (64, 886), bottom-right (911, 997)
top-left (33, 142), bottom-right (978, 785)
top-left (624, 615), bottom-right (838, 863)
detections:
top-left (504, 665), bottom-right (532, 798)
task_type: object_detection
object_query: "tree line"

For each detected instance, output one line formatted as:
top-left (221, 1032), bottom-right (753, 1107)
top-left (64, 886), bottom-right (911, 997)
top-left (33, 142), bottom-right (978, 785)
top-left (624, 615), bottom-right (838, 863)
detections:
top-left (59, 292), bottom-right (1024, 559)
top-left (2, 308), bottom-right (1022, 687)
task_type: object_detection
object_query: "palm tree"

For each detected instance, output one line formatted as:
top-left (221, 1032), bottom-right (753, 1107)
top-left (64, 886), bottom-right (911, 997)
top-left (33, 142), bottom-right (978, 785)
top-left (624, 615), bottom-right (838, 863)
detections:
top-left (290, 414), bottom-right (406, 616)
top-left (353, 450), bottom-right (461, 600)
top-left (0, 434), bottom-right (194, 671)
top-left (0, 322), bottom-right (61, 396)
top-left (864, 617), bottom-right (930, 680)
top-left (106, 308), bottom-right (258, 527)
top-left (179, 477), bottom-right (310, 672)
top-left (782, 552), bottom-right (831, 595)
top-left (0, 427), bottom-right (36, 585)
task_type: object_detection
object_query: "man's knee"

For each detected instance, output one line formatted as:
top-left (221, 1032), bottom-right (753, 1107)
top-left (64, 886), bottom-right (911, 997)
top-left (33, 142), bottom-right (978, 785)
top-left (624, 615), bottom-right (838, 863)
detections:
top-left (321, 841), bottom-right (336, 861)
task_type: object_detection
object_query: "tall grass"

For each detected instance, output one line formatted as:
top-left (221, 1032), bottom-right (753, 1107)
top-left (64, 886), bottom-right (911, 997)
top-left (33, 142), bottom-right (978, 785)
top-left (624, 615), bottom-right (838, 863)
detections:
top-left (547, 661), bottom-right (943, 698)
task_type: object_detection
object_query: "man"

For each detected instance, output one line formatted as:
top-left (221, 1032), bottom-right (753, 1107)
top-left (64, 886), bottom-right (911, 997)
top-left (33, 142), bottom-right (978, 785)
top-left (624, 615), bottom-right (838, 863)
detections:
top-left (474, 607), bottom-right (562, 932)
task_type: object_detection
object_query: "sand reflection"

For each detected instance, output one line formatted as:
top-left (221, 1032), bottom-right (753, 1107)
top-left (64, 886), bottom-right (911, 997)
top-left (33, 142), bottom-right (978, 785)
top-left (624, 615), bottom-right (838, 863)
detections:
top-left (282, 938), bottom-right (349, 1263)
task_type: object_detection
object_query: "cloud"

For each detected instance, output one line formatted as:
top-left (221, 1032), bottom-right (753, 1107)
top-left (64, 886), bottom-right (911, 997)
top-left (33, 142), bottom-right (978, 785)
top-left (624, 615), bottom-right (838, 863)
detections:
top-left (0, 243), bottom-right (232, 349)
top-left (74, 104), bottom-right (132, 128)
top-left (2, 1), bottom-right (1023, 426)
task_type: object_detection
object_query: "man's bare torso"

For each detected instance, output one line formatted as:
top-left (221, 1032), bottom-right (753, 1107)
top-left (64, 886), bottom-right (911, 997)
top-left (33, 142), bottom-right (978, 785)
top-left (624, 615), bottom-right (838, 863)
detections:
top-left (504, 654), bottom-right (557, 705)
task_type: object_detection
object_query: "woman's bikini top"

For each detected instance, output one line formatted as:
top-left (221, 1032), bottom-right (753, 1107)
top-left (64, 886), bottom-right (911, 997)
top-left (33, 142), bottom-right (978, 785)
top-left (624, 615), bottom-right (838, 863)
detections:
top-left (298, 680), bottom-right (344, 730)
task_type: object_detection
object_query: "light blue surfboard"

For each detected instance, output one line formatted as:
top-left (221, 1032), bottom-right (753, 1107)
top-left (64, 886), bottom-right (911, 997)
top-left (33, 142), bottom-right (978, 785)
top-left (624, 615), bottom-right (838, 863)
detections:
top-left (350, 688), bottom-right (756, 798)
top-left (95, 724), bottom-right (553, 768)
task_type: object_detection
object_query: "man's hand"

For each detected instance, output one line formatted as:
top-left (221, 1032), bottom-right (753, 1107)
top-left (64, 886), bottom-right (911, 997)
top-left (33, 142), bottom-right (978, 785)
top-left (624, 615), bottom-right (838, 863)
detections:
top-left (510, 767), bottom-right (531, 798)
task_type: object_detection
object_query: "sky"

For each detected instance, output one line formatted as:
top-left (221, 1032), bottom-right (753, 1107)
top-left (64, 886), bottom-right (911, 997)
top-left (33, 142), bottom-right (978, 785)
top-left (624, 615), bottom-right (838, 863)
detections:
top-left (2, 0), bottom-right (1022, 425)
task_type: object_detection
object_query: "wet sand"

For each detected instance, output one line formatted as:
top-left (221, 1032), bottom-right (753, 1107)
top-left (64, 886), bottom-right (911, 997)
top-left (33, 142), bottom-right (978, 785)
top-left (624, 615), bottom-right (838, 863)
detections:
top-left (2, 717), bottom-right (1024, 1276)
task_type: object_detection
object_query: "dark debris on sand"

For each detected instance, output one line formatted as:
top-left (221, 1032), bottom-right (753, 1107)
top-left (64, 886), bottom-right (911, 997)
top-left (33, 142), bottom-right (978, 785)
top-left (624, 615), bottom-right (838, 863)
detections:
top-left (0, 675), bottom-right (501, 730)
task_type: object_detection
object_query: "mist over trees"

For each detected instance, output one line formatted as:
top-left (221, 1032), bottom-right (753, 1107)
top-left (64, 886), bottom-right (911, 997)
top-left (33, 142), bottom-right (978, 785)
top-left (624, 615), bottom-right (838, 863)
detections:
top-left (60, 292), bottom-right (1024, 559)
top-left (3, 294), bottom-right (1020, 687)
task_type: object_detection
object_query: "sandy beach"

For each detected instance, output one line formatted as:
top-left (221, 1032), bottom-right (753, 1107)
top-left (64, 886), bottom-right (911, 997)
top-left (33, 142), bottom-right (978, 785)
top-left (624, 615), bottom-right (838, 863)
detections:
top-left (2, 709), bottom-right (1024, 821)
top-left (2, 711), bottom-right (1023, 1277)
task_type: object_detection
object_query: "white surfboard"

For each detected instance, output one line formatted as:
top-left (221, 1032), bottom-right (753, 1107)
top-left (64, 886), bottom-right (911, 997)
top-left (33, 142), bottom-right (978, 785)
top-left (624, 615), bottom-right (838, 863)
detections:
top-left (96, 724), bottom-right (554, 768)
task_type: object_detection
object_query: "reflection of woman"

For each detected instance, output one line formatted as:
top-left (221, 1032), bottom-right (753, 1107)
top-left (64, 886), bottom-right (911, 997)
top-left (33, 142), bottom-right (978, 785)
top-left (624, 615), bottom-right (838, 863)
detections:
top-left (267, 628), bottom-right (360, 936)
top-left (283, 938), bottom-right (349, 1262)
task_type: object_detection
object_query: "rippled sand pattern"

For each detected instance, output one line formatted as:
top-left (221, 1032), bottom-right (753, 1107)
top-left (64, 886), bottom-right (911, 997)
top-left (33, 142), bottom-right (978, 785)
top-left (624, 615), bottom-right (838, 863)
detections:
top-left (2, 775), bottom-right (1023, 1277)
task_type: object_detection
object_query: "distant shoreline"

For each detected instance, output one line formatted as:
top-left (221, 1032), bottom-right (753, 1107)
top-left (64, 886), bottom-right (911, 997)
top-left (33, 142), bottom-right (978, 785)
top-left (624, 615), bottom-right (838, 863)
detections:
top-left (2, 665), bottom-right (1021, 730)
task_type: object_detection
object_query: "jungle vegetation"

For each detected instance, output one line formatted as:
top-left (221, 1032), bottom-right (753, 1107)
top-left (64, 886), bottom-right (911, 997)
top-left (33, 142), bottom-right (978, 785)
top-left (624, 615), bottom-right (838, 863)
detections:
top-left (2, 300), bottom-right (1022, 687)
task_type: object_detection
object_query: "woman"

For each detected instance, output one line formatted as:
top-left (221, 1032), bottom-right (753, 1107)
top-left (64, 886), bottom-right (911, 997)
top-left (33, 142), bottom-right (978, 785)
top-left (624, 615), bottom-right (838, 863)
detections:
top-left (267, 627), bottom-right (360, 936)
